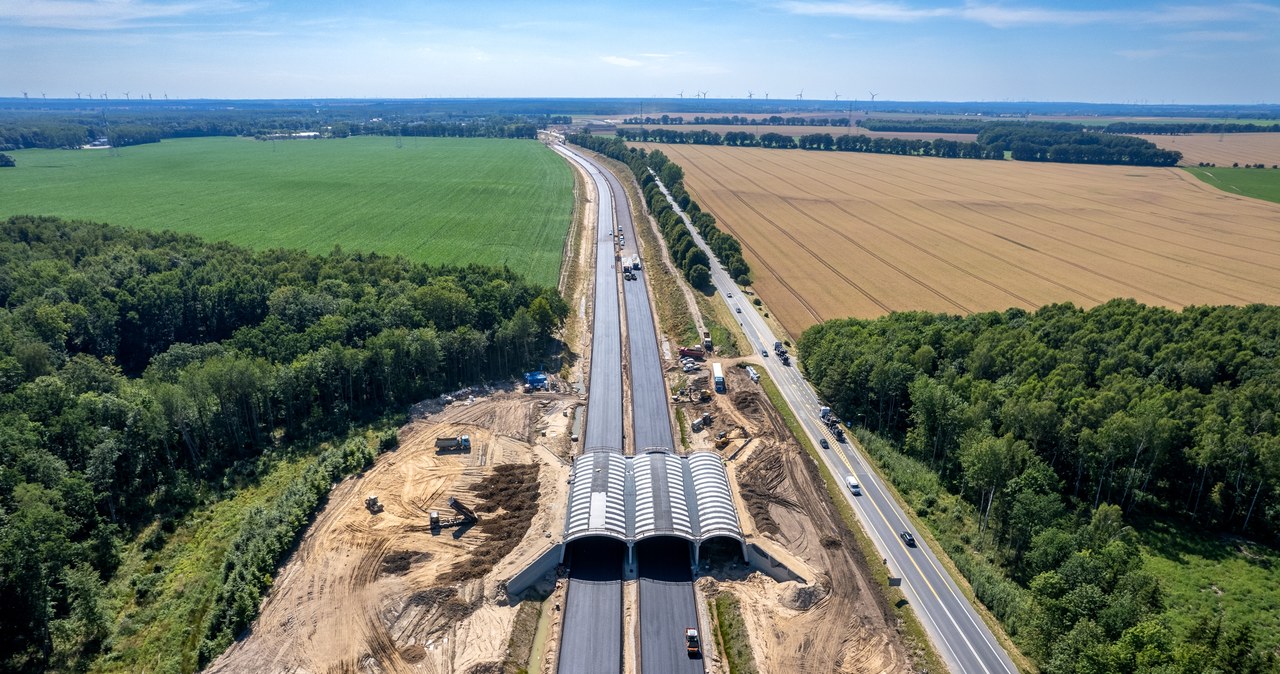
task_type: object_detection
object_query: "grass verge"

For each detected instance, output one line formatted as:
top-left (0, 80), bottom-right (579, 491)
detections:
top-left (710, 592), bottom-right (758, 674)
top-left (756, 373), bottom-right (948, 674)
top-left (504, 598), bottom-right (543, 674)
top-left (1185, 166), bottom-right (1280, 204)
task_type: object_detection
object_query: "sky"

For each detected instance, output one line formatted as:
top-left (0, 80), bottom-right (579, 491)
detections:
top-left (3, 0), bottom-right (1279, 103)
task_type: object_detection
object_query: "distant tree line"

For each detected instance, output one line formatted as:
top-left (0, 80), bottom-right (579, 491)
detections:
top-left (623, 115), bottom-right (851, 127)
top-left (801, 301), bottom-right (1280, 672)
top-left (567, 133), bottom-right (752, 286)
top-left (857, 118), bottom-right (989, 134)
top-left (615, 127), bottom-right (1004, 160)
top-left (1105, 121), bottom-right (1280, 135)
top-left (0, 215), bottom-right (568, 671)
top-left (0, 109), bottom-right (567, 150)
top-left (976, 122), bottom-right (1182, 166)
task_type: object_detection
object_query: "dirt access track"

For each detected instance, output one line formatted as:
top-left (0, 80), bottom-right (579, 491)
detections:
top-left (638, 143), bottom-right (1280, 338)
top-left (205, 391), bottom-right (574, 674)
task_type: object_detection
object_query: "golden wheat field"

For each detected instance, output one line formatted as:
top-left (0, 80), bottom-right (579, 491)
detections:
top-left (1137, 133), bottom-right (1280, 167)
top-left (636, 143), bottom-right (1280, 337)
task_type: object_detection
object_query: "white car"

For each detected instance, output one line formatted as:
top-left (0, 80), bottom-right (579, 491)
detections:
top-left (845, 476), bottom-right (861, 496)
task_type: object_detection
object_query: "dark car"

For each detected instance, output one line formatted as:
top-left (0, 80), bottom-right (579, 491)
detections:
top-left (900, 531), bottom-right (916, 547)
top-left (819, 438), bottom-right (829, 449)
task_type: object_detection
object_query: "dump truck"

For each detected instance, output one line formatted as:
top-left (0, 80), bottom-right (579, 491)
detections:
top-left (631, 255), bottom-right (641, 270)
top-left (685, 628), bottom-right (701, 656)
top-left (435, 435), bottom-right (472, 451)
top-left (430, 496), bottom-right (479, 531)
top-left (702, 331), bottom-right (713, 350)
top-left (679, 345), bottom-right (706, 359)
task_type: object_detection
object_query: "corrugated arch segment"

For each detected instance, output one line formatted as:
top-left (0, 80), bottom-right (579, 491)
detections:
top-left (687, 452), bottom-right (743, 543)
top-left (632, 451), bottom-right (694, 541)
top-left (563, 451), bottom-right (630, 544)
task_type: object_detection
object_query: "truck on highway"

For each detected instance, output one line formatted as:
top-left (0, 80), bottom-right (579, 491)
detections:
top-left (631, 255), bottom-right (641, 270)
top-left (434, 435), bottom-right (471, 451)
top-left (712, 363), bottom-right (725, 393)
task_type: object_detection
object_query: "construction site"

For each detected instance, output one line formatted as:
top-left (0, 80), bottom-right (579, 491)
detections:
top-left (201, 143), bottom-right (912, 674)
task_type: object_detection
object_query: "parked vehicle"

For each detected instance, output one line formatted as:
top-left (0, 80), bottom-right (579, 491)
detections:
top-left (435, 435), bottom-right (472, 451)
top-left (712, 363), bottom-right (725, 393)
top-left (679, 345), bottom-right (706, 359)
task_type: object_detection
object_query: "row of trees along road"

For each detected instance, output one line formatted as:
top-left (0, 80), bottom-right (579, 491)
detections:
top-left (568, 133), bottom-right (752, 287)
top-left (800, 300), bottom-right (1280, 673)
top-left (0, 215), bottom-right (568, 672)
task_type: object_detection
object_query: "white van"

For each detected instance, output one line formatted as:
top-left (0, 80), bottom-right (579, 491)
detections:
top-left (845, 476), bottom-right (861, 496)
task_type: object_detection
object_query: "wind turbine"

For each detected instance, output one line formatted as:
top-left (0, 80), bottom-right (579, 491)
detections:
top-left (834, 92), bottom-right (840, 101)
top-left (163, 92), bottom-right (169, 100)
top-left (764, 92), bottom-right (769, 100)
top-left (796, 89), bottom-right (803, 101)
top-left (699, 90), bottom-right (708, 99)
top-left (21, 91), bottom-right (27, 99)
top-left (123, 91), bottom-right (130, 100)
top-left (147, 93), bottom-right (153, 100)
top-left (101, 92), bottom-right (108, 99)
top-left (868, 91), bottom-right (878, 102)
top-left (747, 91), bottom-right (753, 99)
top-left (678, 90), bottom-right (684, 99)
top-left (41, 92), bottom-right (46, 99)
top-left (75, 92), bottom-right (82, 100)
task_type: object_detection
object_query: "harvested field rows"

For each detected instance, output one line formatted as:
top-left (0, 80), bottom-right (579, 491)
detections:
top-left (1137, 132), bottom-right (1280, 167)
top-left (636, 143), bottom-right (1280, 337)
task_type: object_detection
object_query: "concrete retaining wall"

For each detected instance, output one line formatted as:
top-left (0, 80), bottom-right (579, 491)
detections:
top-left (504, 543), bottom-right (564, 597)
top-left (746, 543), bottom-right (805, 583)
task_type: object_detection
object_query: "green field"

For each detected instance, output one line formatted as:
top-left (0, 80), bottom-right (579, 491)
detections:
top-left (1140, 520), bottom-right (1280, 652)
top-left (1, 136), bottom-right (573, 286)
top-left (1185, 166), bottom-right (1280, 204)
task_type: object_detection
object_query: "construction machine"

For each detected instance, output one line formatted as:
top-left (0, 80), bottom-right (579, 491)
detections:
top-left (365, 494), bottom-right (384, 514)
top-left (430, 497), bottom-right (479, 532)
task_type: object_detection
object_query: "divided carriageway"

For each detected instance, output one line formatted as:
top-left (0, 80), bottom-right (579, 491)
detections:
top-left (553, 144), bottom-right (710, 674)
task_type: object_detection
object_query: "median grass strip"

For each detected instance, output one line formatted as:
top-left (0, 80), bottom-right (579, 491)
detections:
top-left (710, 592), bottom-right (759, 674)
top-left (756, 373), bottom-right (948, 674)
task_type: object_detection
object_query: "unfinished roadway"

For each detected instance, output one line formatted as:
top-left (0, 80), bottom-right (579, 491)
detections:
top-left (552, 144), bottom-right (742, 674)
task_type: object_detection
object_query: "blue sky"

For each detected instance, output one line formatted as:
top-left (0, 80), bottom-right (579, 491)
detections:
top-left (4, 0), bottom-right (1278, 103)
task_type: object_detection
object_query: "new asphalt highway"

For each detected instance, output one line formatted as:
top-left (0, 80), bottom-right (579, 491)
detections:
top-left (554, 146), bottom-right (625, 674)
top-left (556, 145), bottom-right (703, 674)
top-left (651, 173), bottom-right (1021, 674)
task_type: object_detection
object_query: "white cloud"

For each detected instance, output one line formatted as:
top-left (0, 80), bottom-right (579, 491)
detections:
top-left (0, 0), bottom-right (243, 30)
top-left (602, 55), bottom-right (644, 67)
top-left (778, 0), bottom-right (1280, 27)
top-left (1173, 29), bottom-right (1261, 41)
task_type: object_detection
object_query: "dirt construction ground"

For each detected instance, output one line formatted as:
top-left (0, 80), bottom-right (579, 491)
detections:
top-left (638, 143), bottom-right (1280, 338)
top-left (204, 391), bottom-right (575, 674)
top-left (692, 367), bottom-right (910, 673)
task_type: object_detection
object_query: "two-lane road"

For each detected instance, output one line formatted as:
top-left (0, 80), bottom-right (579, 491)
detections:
top-left (650, 173), bottom-right (1020, 674)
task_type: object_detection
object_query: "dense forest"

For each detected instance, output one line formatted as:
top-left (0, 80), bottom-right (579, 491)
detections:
top-left (859, 117), bottom-right (1280, 137)
top-left (568, 134), bottom-right (752, 286)
top-left (0, 107), bottom-right (564, 150)
top-left (1104, 122), bottom-right (1280, 135)
top-left (614, 127), bottom-right (1003, 160)
top-left (800, 301), bottom-right (1280, 672)
top-left (0, 216), bottom-right (567, 671)
top-left (857, 118), bottom-right (989, 134)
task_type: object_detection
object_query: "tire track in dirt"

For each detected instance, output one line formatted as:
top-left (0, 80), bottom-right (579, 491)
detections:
top-left (691, 145), bottom-right (952, 313)
top-left (738, 151), bottom-right (1050, 310)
